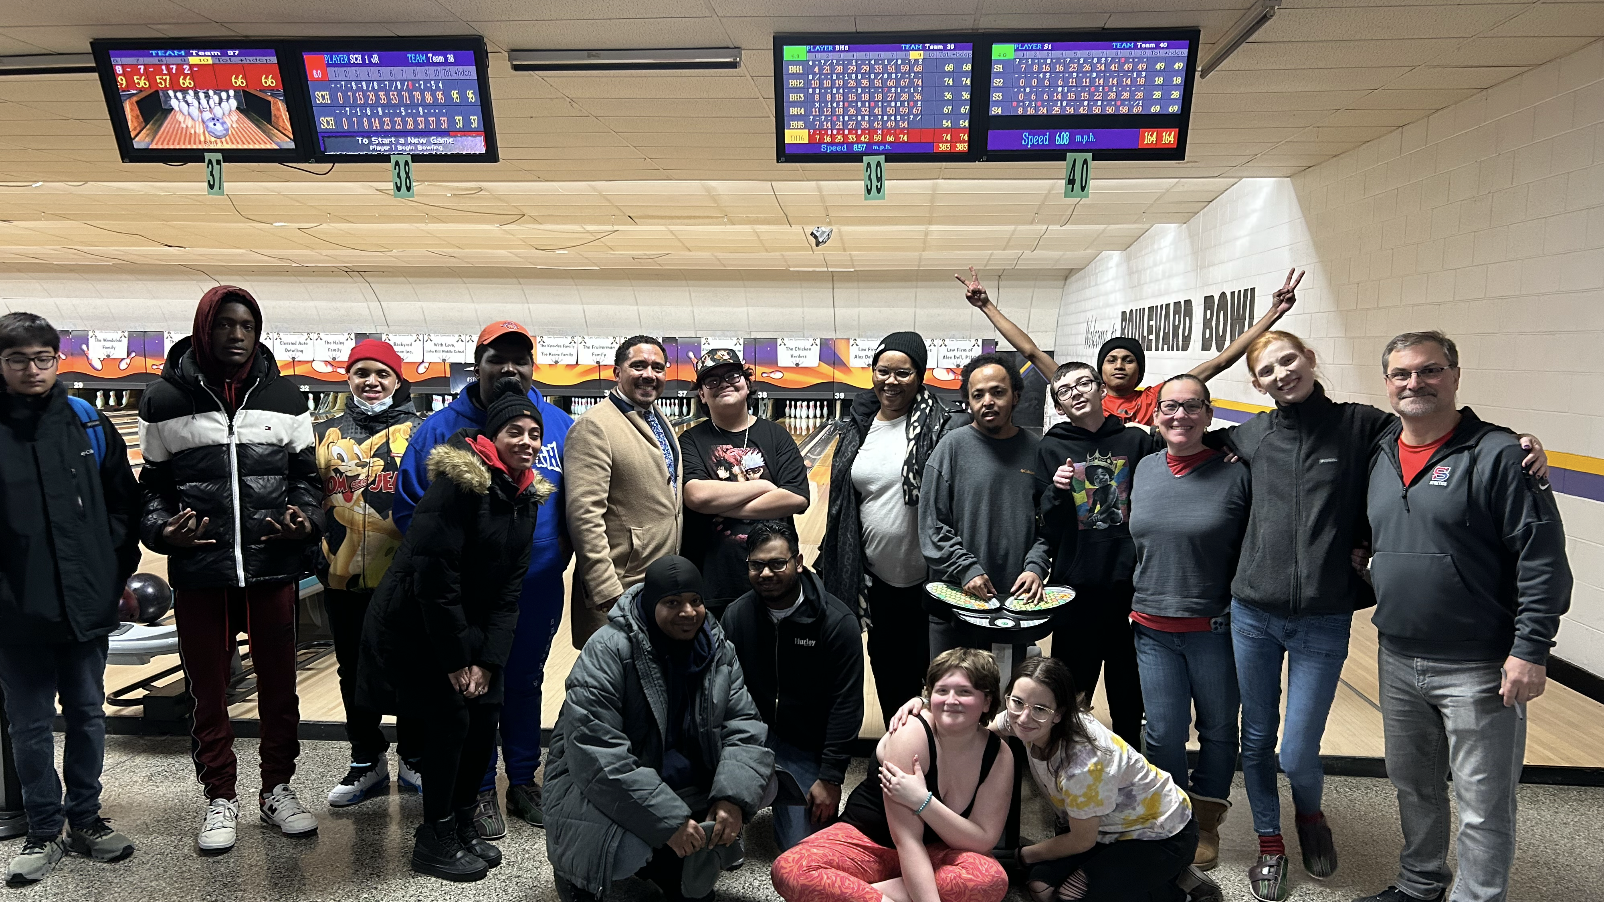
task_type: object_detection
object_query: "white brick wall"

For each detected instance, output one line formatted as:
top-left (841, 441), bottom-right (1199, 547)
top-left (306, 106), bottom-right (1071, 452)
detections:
top-left (1056, 39), bottom-right (1604, 675)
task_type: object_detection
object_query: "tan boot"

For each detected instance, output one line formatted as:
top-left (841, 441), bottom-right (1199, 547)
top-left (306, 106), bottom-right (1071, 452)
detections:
top-left (1190, 794), bottom-right (1230, 871)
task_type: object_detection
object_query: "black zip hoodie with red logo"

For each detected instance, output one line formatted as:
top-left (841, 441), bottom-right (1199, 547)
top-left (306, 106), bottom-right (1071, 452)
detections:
top-left (1367, 408), bottom-right (1571, 665)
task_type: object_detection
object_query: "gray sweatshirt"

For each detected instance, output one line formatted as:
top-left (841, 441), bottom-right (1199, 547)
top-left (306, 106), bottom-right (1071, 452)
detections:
top-left (1129, 451), bottom-right (1251, 618)
top-left (919, 426), bottom-right (1051, 592)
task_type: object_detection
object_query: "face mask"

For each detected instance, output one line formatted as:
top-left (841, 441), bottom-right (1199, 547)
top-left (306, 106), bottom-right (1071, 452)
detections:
top-left (348, 393), bottom-right (394, 415)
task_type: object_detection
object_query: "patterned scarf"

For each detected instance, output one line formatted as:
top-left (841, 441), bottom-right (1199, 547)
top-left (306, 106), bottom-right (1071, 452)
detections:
top-left (899, 388), bottom-right (942, 506)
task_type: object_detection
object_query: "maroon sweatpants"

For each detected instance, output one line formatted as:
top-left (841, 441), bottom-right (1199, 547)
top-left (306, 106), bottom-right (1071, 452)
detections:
top-left (174, 582), bottom-right (300, 801)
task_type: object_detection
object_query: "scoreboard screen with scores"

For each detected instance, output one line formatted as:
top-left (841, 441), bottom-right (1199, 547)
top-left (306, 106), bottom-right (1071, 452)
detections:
top-left (300, 38), bottom-right (498, 162)
top-left (92, 42), bottom-right (307, 162)
top-left (775, 35), bottom-right (978, 162)
top-left (981, 31), bottom-right (1199, 161)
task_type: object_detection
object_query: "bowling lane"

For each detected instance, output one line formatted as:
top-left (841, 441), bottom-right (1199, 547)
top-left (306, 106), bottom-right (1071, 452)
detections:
top-left (149, 109), bottom-right (279, 149)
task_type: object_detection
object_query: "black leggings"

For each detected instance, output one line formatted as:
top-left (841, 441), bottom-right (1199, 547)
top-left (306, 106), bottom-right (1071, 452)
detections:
top-left (1051, 581), bottom-right (1144, 748)
top-left (1028, 818), bottom-right (1197, 902)
top-left (419, 695), bottom-right (500, 821)
top-left (863, 576), bottom-right (930, 728)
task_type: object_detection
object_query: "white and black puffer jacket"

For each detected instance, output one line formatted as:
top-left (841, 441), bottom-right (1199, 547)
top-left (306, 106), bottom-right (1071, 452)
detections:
top-left (137, 338), bottom-right (323, 588)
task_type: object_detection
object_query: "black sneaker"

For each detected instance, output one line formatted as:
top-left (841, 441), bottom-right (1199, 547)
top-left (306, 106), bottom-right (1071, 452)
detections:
top-left (1296, 814), bottom-right (1338, 879)
top-left (66, 818), bottom-right (135, 862)
top-left (455, 807), bottom-right (503, 868)
top-left (1353, 888), bottom-right (1444, 902)
top-left (506, 782), bottom-right (543, 826)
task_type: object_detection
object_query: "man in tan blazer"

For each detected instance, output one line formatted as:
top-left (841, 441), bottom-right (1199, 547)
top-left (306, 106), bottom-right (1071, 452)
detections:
top-left (564, 336), bottom-right (684, 647)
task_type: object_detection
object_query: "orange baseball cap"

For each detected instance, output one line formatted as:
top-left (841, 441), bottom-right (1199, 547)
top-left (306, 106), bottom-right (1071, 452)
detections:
top-left (476, 320), bottom-right (533, 351)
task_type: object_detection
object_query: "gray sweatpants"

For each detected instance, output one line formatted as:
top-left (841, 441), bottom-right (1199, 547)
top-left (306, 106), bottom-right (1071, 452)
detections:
top-left (1378, 648), bottom-right (1526, 902)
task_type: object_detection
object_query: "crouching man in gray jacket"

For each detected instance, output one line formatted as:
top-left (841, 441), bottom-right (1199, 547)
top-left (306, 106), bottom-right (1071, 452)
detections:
top-left (545, 555), bottom-right (774, 902)
top-left (1356, 331), bottom-right (1572, 902)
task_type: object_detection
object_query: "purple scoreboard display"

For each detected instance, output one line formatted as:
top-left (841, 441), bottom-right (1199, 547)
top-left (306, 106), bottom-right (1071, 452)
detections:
top-left (982, 33), bottom-right (1198, 161)
top-left (302, 47), bottom-right (495, 159)
top-left (776, 37), bottom-right (978, 161)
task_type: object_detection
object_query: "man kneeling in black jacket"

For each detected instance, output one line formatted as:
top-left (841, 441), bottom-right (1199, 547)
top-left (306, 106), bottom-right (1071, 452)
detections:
top-left (722, 520), bottom-right (864, 852)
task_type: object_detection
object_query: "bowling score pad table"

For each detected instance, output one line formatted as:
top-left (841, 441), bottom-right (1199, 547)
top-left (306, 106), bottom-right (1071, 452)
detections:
top-left (925, 582), bottom-right (1075, 678)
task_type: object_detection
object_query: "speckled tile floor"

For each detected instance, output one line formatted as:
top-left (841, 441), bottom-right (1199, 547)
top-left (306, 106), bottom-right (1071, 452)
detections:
top-left (5, 736), bottom-right (1601, 900)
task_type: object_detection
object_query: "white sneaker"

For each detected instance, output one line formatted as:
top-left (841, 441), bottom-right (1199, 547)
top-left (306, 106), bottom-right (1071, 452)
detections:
top-left (259, 784), bottom-right (318, 837)
top-left (198, 799), bottom-right (239, 853)
top-left (398, 758), bottom-right (423, 794)
top-left (327, 761), bottom-right (389, 808)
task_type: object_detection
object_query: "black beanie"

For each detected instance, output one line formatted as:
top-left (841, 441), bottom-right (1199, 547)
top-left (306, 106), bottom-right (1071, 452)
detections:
top-left (1096, 336), bottom-right (1146, 384)
top-left (873, 331), bottom-right (928, 374)
top-left (482, 380), bottom-right (542, 439)
top-left (643, 555), bottom-right (703, 606)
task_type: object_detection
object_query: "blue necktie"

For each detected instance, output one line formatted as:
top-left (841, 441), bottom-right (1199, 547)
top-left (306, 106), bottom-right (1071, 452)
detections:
top-left (645, 408), bottom-right (677, 490)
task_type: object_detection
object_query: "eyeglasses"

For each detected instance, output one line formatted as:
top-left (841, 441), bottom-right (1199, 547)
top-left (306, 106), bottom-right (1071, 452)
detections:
top-left (1157, 399), bottom-right (1209, 416)
top-left (1053, 377), bottom-right (1101, 401)
top-left (873, 366), bottom-right (917, 382)
top-left (1, 353), bottom-right (60, 372)
top-left (700, 370), bottom-right (745, 389)
top-left (1385, 365), bottom-right (1454, 385)
top-left (746, 557), bottom-right (795, 575)
top-left (1004, 695), bottom-right (1057, 722)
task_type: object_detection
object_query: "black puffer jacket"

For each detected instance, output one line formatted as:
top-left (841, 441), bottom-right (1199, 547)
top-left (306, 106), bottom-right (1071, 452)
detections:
top-left (1213, 383), bottom-right (1391, 616)
top-left (817, 387), bottom-right (952, 618)
top-left (137, 338), bottom-right (323, 588)
top-left (0, 384), bottom-right (142, 643)
top-left (359, 431), bottom-right (552, 709)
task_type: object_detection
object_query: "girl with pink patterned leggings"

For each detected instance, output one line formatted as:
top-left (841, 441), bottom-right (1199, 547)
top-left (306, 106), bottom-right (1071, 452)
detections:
top-left (771, 649), bottom-right (1013, 902)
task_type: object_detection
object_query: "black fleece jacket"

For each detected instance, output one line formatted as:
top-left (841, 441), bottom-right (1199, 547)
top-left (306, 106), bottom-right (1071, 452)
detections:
top-left (1036, 415), bottom-right (1159, 587)
top-left (1210, 383), bottom-right (1390, 616)
top-left (1368, 409), bottom-right (1571, 665)
top-left (720, 570), bottom-right (864, 786)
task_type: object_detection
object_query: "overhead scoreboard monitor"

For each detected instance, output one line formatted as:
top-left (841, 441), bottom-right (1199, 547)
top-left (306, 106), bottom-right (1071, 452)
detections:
top-left (301, 37), bottom-right (498, 162)
top-left (91, 42), bottom-right (306, 162)
top-left (982, 31), bottom-right (1200, 160)
top-left (775, 35), bottom-right (978, 162)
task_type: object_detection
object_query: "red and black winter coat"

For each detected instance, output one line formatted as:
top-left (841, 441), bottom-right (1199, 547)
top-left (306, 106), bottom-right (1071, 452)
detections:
top-left (137, 338), bottom-right (323, 589)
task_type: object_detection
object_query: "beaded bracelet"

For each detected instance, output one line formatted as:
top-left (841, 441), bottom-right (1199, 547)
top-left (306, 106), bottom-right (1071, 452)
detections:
top-left (916, 792), bottom-right (934, 815)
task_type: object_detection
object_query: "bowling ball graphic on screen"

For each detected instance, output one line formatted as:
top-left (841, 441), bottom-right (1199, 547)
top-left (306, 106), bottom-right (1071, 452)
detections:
top-left (121, 573), bottom-right (173, 624)
top-left (203, 113), bottom-right (231, 140)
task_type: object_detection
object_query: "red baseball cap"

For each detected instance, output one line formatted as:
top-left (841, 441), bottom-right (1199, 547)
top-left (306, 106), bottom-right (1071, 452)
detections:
top-left (346, 339), bottom-right (405, 375)
top-left (477, 320), bottom-right (533, 352)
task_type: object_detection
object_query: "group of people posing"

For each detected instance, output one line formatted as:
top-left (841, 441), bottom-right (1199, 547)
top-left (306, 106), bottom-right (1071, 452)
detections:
top-left (0, 266), bottom-right (1571, 902)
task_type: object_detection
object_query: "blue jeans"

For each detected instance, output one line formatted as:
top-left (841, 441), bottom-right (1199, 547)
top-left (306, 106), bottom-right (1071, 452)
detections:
top-left (1133, 618), bottom-right (1240, 801)
top-left (1230, 600), bottom-right (1351, 836)
top-left (0, 638), bottom-right (109, 838)
top-left (1379, 649), bottom-right (1525, 902)
top-left (770, 736), bottom-right (824, 852)
top-left (482, 568), bottom-right (565, 791)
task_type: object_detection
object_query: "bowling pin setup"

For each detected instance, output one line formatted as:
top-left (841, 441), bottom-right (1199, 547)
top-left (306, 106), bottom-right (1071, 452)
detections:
top-left (163, 89), bottom-right (241, 140)
top-left (91, 390), bottom-right (137, 410)
top-left (777, 400), bottom-right (833, 435)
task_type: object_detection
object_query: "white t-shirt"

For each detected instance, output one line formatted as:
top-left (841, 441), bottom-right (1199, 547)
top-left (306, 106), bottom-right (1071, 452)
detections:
top-left (850, 415), bottom-right (927, 587)
top-left (999, 711), bottom-right (1192, 844)
top-left (766, 588), bottom-right (804, 623)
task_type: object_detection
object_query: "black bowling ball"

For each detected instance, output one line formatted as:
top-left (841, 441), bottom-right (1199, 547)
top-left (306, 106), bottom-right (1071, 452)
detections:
top-left (123, 573), bottom-right (172, 624)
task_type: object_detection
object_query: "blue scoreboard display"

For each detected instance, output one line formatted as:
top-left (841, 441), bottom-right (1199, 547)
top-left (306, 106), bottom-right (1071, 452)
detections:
top-left (775, 35), bottom-right (979, 162)
top-left (982, 32), bottom-right (1199, 161)
top-left (300, 39), bottom-right (497, 161)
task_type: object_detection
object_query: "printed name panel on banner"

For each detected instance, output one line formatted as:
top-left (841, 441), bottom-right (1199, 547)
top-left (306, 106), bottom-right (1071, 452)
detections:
top-left (537, 335), bottom-right (579, 365)
top-left (776, 338), bottom-right (821, 368)
top-left (423, 333), bottom-right (475, 363)
top-left (700, 336), bottom-right (742, 356)
top-left (936, 338), bottom-right (983, 369)
top-left (313, 332), bottom-right (356, 362)
top-left (88, 330), bottom-right (130, 360)
top-left (578, 336), bottom-right (618, 366)
top-left (848, 338), bottom-right (881, 367)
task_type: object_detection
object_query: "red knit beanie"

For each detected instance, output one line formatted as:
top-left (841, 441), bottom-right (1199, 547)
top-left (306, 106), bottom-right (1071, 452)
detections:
top-left (346, 339), bottom-right (405, 376)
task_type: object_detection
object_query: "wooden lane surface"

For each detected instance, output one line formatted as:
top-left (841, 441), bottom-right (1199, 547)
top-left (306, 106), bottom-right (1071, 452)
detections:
top-left (106, 428), bottom-right (1604, 767)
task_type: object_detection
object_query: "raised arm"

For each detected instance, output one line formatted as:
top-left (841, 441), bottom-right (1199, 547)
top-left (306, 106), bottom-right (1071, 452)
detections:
top-left (957, 266), bottom-right (1057, 376)
top-left (1189, 268), bottom-right (1302, 383)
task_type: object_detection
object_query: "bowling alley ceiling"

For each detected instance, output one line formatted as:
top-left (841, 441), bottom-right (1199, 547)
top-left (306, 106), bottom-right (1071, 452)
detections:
top-left (0, 0), bottom-right (1602, 273)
